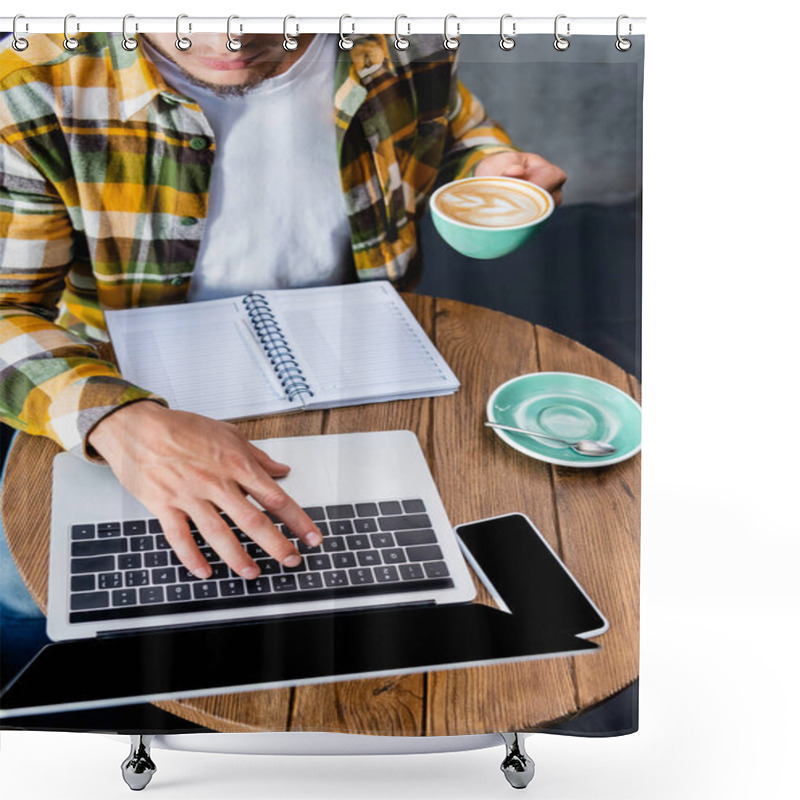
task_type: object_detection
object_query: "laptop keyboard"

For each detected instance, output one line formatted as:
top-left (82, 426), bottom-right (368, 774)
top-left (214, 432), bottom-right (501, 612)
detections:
top-left (67, 499), bottom-right (455, 625)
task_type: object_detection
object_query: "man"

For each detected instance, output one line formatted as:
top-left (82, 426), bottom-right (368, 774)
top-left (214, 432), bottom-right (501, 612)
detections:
top-left (1, 31), bottom-right (566, 585)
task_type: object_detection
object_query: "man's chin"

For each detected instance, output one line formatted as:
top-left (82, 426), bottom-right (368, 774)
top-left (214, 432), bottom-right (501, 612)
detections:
top-left (177, 67), bottom-right (267, 97)
top-left (194, 68), bottom-right (257, 85)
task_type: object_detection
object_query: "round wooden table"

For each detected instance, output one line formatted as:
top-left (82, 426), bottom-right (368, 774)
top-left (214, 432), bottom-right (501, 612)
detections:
top-left (2, 295), bottom-right (640, 735)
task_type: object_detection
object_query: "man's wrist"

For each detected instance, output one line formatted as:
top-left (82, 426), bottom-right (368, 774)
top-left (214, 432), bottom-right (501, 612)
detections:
top-left (85, 399), bottom-right (168, 462)
top-left (459, 146), bottom-right (519, 179)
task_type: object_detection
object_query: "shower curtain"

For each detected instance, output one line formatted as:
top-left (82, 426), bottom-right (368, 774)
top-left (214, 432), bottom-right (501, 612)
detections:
top-left (0, 28), bottom-right (643, 740)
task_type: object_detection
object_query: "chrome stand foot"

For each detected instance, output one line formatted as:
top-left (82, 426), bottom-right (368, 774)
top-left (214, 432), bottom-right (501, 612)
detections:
top-left (500, 732), bottom-right (535, 789)
top-left (121, 735), bottom-right (157, 791)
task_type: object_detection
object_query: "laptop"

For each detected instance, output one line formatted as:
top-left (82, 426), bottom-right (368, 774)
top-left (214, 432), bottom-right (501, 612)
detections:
top-left (47, 430), bottom-right (477, 642)
top-left (0, 434), bottom-right (608, 720)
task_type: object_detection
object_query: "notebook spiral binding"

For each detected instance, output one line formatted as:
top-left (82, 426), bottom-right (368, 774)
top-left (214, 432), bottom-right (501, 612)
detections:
top-left (241, 292), bottom-right (313, 402)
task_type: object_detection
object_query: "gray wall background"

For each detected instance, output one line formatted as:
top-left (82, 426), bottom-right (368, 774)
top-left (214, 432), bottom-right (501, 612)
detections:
top-left (452, 35), bottom-right (643, 206)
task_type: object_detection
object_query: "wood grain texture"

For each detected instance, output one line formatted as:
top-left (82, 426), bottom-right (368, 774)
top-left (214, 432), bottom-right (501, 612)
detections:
top-left (2, 298), bottom-right (640, 734)
top-left (426, 300), bottom-right (578, 734)
top-left (535, 326), bottom-right (641, 712)
top-left (2, 434), bottom-right (59, 613)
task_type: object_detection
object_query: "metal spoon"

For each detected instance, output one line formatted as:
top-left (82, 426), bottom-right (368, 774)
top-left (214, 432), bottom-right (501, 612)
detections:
top-left (485, 421), bottom-right (617, 457)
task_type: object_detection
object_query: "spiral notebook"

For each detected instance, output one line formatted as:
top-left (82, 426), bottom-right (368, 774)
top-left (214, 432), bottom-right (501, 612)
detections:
top-left (104, 281), bottom-right (460, 420)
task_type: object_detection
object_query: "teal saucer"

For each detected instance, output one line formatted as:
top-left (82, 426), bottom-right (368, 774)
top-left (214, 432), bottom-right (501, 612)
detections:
top-left (486, 372), bottom-right (642, 468)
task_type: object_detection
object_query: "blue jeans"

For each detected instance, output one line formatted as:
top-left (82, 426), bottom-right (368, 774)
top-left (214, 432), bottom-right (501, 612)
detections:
top-left (0, 431), bottom-right (50, 687)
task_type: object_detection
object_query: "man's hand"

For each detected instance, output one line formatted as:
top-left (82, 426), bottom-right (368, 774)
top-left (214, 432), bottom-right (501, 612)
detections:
top-left (475, 151), bottom-right (567, 206)
top-left (87, 401), bottom-right (321, 580)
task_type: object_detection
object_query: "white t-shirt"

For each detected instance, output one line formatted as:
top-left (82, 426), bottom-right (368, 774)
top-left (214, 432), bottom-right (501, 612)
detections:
top-left (151, 36), bottom-right (354, 302)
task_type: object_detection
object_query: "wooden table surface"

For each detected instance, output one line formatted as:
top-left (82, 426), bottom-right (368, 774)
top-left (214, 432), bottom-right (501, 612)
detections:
top-left (2, 295), bottom-right (640, 735)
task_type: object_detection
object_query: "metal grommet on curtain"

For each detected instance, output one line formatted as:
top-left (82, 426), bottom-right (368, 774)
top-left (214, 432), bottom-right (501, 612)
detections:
top-left (63, 14), bottom-right (79, 50)
top-left (499, 14), bottom-right (515, 50)
top-left (12, 15), bottom-right (29, 51)
top-left (394, 15), bottom-right (410, 51)
top-left (339, 15), bottom-right (355, 50)
top-left (226, 15), bottom-right (242, 51)
top-left (283, 16), bottom-right (299, 51)
top-left (121, 14), bottom-right (139, 51)
top-left (443, 14), bottom-right (460, 51)
top-left (175, 14), bottom-right (192, 51)
top-left (554, 14), bottom-right (570, 51)
top-left (615, 14), bottom-right (632, 51)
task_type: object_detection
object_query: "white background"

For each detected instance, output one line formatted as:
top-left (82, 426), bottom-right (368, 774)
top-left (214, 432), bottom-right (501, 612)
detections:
top-left (2, 1), bottom-right (799, 798)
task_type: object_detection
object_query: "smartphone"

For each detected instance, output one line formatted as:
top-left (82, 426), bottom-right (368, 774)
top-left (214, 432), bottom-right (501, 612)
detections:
top-left (454, 513), bottom-right (608, 639)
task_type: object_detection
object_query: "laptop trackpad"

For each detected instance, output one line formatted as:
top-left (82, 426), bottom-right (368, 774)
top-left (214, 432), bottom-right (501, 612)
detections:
top-left (252, 431), bottom-right (424, 507)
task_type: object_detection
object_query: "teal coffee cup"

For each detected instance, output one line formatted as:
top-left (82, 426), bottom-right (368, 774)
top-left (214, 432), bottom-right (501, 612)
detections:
top-left (430, 176), bottom-right (554, 260)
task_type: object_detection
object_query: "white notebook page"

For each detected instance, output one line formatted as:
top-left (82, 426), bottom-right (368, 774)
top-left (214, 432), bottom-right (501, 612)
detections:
top-left (269, 283), bottom-right (458, 404)
top-left (106, 300), bottom-right (286, 419)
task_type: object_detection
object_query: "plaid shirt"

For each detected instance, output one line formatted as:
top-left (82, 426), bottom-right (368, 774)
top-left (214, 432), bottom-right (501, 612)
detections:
top-left (0, 33), bottom-right (514, 458)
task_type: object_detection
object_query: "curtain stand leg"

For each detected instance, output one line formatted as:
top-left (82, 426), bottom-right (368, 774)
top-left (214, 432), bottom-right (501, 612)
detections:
top-left (121, 734), bottom-right (157, 791)
top-left (499, 732), bottom-right (535, 789)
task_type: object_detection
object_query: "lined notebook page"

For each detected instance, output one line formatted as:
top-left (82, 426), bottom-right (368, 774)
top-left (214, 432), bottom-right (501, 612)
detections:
top-left (105, 300), bottom-right (287, 420)
top-left (269, 282), bottom-right (459, 405)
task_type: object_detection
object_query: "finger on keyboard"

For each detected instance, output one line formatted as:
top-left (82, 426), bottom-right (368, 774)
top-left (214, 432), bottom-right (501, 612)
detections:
top-left (237, 479), bottom-right (322, 550)
top-left (191, 501), bottom-right (263, 579)
top-left (222, 494), bottom-right (304, 570)
top-left (158, 507), bottom-right (212, 579)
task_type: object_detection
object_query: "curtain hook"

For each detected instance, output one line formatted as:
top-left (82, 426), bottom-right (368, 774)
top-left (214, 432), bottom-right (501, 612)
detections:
top-left (175, 14), bottom-right (192, 51)
top-left (394, 15), bottom-right (410, 51)
top-left (121, 14), bottom-right (139, 51)
top-left (554, 14), bottom-right (570, 51)
top-left (499, 14), bottom-right (516, 51)
top-left (443, 14), bottom-right (460, 51)
top-left (283, 15), bottom-right (299, 51)
top-left (339, 15), bottom-right (355, 50)
top-left (615, 14), bottom-right (632, 51)
top-left (226, 15), bottom-right (243, 52)
top-left (12, 14), bottom-right (29, 51)
top-left (63, 14), bottom-right (80, 51)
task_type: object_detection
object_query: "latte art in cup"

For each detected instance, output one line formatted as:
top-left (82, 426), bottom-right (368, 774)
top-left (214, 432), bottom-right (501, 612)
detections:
top-left (430, 177), bottom-right (554, 259)
top-left (434, 178), bottom-right (551, 228)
